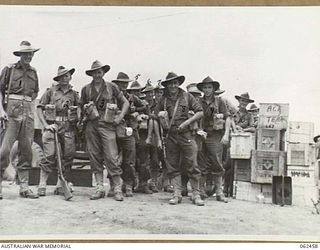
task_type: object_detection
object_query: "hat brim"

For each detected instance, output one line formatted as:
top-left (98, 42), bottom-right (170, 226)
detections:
top-left (248, 108), bottom-right (259, 112)
top-left (161, 75), bottom-right (185, 87)
top-left (215, 89), bottom-right (225, 95)
top-left (141, 86), bottom-right (156, 93)
top-left (313, 135), bottom-right (320, 143)
top-left (53, 68), bottom-right (75, 81)
top-left (112, 79), bottom-right (132, 84)
top-left (86, 65), bottom-right (110, 76)
top-left (13, 48), bottom-right (40, 56)
top-left (235, 95), bottom-right (254, 103)
top-left (197, 81), bottom-right (220, 92)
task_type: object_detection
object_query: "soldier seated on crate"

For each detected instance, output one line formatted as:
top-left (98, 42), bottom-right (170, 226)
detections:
top-left (233, 92), bottom-right (256, 133)
top-left (36, 66), bottom-right (79, 197)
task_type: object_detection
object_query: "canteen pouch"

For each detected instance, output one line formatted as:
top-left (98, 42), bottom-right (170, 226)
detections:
top-left (44, 104), bottom-right (56, 121)
top-left (137, 114), bottom-right (148, 130)
top-left (212, 113), bottom-right (225, 130)
top-left (116, 120), bottom-right (133, 139)
top-left (103, 103), bottom-right (118, 123)
top-left (84, 101), bottom-right (99, 121)
top-left (158, 111), bottom-right (170, 130)
top-left (68, 106), bottom-right (78, 122)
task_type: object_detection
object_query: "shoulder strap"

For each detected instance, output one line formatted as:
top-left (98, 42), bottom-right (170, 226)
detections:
top-left (88, 83), bottom-right (106, 104)
top-left (6, 65), bottom-right (15, 105)
top-left (166, 97), bottom-right (180, 138)
top-left (164, 97), bottom-right (167, 111)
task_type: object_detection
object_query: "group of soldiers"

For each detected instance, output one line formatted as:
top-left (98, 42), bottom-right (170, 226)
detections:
top-left (0, 41), bottom-right (259, 206)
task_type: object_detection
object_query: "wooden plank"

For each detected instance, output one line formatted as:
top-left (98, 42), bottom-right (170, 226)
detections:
top-left (287, 143), bottom-right (316, 166)
top-left (251, 150), bottom-right (286, 184)
top-left (230, 132), bottom-right (255, 159)
top-left (233, 180), bottom-right (272, 204)
top-left (258, 103), bottom-right (289, 130)
top-left (257, 128), bottom-right (281, 151)
top-left (288, 121), bottom-right (314, 144)
top-left (287, 166), bottom-right (318, 187)
top-left (234, 159), bottom-right (251, 182)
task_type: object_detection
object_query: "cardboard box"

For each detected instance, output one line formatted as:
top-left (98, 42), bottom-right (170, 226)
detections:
top-left (251, 150), bottom-right (286, 184)
top-left (288, 121), bottom-right (314, 144)
top-left (234, 159), bottom-right (251, 182)
top-left (230, 132), bottom-right (255, 159)
top-left (258, 103), bottom-right (289, 130)
top-left (257, 128), bottom-right (281, 151)
top-left (233, 180), bottom-right (272, 204)
top-left (287, 143), bottom-right (316, 166)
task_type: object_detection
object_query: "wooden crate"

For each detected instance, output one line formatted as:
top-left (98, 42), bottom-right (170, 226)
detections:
top-left (234, 159), bottom-right (251, 182)
top-left (258, 103), bottom-right (289, 130)
top-left (288, 121), bottom-right (314, 144)
top-left (287, 143), bottom-right (316, 166)
top-left (257, 128), bottom-right (281, 151)
top-left (230, 132), bottom-right (255, 159)
top-left (287, 166), bottom-right (318, 187)
top-left (251, 150), bottom-right (286, 184)
top-left (272, 176), bottom-right (292, 205)
top-left (233, 180), bottom-right (272, 204)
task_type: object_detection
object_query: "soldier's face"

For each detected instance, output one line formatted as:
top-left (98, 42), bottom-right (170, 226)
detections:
top-left (239, 98), bottom-right (250, 108)
top-left (20, 52), bottom-right (34, 65)
top-left (155, 89), bottom-right (163, 101)
top-left (58, 72), bottom-right (72, 85)
top-left (117, 82), bottom-right (129, 91)
top-left (145, 90), bottom-right (154, 101)
top-left (92, 69), bottom-right (105, 82)
top-left (202, 84), bottom-right (214, 97)
top-left (167, 80), bottom-right (179, 95)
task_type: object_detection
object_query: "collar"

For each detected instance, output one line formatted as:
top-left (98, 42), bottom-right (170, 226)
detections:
top-left (55, 83), bottom-right (73, 93)
top-left (201, 94), bottom-right (216, 104)
top-left (15, 61), bottom-right (32, 71)
top-left (165, 88), bottom-right (184, 100)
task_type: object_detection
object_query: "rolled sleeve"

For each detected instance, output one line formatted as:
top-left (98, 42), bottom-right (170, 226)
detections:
top-left (0, 66), bottom-right (10, 97)
top-left (188, 93), bottom-right (203, 113)
top-left (219, 98), bottom-right (230, 120)
top-left (37, 89), bottom-right (52, 109)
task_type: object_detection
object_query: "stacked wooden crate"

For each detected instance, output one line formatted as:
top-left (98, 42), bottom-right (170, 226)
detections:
top-left (232, 103), bottom-right (289, 203)
top-left (286, 121), bottom-right (319, 206)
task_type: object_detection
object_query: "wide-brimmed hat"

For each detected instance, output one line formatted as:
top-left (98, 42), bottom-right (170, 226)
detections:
top-left (197, 76), bottom-right (220, 92)
top-left (112, 72), bottom-right (132, 84)
top-left (141, 82), bottom-right (156, 93)
top-left (154, 81), bottom-right (165, 91)
top-left (215, 89), bottom-right (225, 95)
top-left (235, 92), bottom-right (254, 103)
top-left (313, 135), bottom-right (320, 143)
top-left (248, 103), bottom-right (259, 112)
top-left (187, 83), bottom-right (202, 95)
top-left (127, 81), bottom-right (143, 90)
top-left (13, 41), bottom-right (40, 56)
top-left (161, 72), bottom-right (185, 87)
top-left (53, 66), bottom-right (75, 81)
top-left (85, 60), bottom-right (110, 76)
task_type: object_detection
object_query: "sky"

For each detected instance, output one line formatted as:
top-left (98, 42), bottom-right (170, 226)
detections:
top-left (0, 5), bottom-right (319, 134)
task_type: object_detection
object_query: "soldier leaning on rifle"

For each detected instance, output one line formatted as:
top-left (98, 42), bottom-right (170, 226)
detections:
top-left (127, 80), bottom-right (152, 194)
top-left (233, 92), bottom-right (256, 133)
top-left (79, 61), bottom-right (129, 201)
top-left (0, 41), bottom-right (40, 200)
top-left (196, 76), bottom-right (231, 203)
top-left (141, 81), bottom-right (162, 193)
top-left (36, 66), bottom-right (79, 196)
top-left (155, 72), bottom-right (205, 206)
top-left (111, 73), bottom-right (150, 196)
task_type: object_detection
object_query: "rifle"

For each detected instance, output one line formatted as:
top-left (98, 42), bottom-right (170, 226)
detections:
top-left (159, 123), bottom-right (166, 159)
top-left (54, 131), bottom-right (73, 201)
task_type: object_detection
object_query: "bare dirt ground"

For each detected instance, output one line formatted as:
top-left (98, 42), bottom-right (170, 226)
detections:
top-left (0, 181), bottom-right (319, 241)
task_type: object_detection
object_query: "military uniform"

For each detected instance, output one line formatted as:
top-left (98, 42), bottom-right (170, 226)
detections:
top-left (155, 88), bottom-right (203, 204)
top-left (80, 79), bottom-right (125, 200)
top-left (0, 61), bottom-right (39, 196)
top-left (37, 83), bottom-right (79, 193)
top-left (234, 107), bottom-right (254, 129)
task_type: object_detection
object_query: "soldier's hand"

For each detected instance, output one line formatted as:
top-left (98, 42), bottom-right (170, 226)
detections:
top-left (221, 134), bottom-right (229, 145)
top-left (113, 117), bottom-right (122, 126)
top-left (45, 124), bottom-right (58, 132)
top-left (196, 130), bottom-right (207, 140)
top-left (235, 125), bottom-right (244, 132)
top-left (130, 106), bottom-right (136, 112)
top-left (0, 109), bottom-right (8, 122)
top-left (177, 122), bottom-right (188, 131)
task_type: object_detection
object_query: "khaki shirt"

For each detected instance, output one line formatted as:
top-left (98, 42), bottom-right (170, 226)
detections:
top-left (234, 108), bottom-right (254, 129)
top-left (0, 61), bottom-right (39, 98)
top-left (38, 84), bottom-right (79, 115)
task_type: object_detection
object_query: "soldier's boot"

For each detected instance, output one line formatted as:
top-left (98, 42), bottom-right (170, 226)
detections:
top-left (141, 181), bottom-right (153, 194)
top-left (90, 172), bottom-right (105, 200)
top-left (107, 178), bottom-right (115, 197)
top-left (205, 174), bottom-right (213, 197)
top-left (149, 182), bottom-right (159, 193)
top-left (200, 175), bottom-right (208, 200)
top-left (125, 185), bottom-right (133, 197)
top-left (18, 170), bottom-right (39, 199)
top-left (113, 175), bottom-right (124, 201)
top-left (149, 172), bottom-right (159, 193)
top-left (181, 175), bottom-right (189, 197)
top-left (190, 177), bottom-right (205, 206)
top-left (214, 176), bottom-right (228, 203)
top-left (163, 176), bottom-right (174, 193)
top-left (38, 169), bottom-right (49, 196)
top-left (169, 176), bottom-right (182, 205)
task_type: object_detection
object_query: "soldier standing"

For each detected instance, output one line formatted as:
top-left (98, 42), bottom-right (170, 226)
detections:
top-left (197, 76), bottom-right (231, 203)
top-left (0, 41), bottom-right (40, 199)
top-left (155, 72), bottom-right (204, 206)
top-left (79, 61), bottom-right (129, 201)
top-left (36, 66), bottom-right (79, 196)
